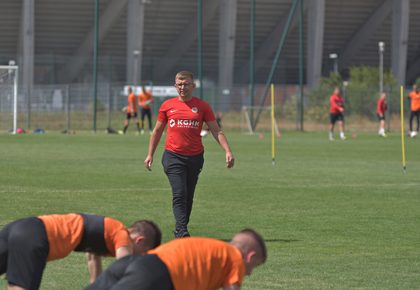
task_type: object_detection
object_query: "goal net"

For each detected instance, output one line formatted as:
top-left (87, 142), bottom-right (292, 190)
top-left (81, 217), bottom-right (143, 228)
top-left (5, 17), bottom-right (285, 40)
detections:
top-left (0, 65), bottom-right (18, 134)
top-left (242, 105), bottom-right (280, 135)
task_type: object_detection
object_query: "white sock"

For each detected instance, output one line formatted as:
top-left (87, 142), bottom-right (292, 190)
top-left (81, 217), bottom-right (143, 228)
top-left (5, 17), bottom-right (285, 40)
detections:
top-left (340, 131), bottom-right (345, 138)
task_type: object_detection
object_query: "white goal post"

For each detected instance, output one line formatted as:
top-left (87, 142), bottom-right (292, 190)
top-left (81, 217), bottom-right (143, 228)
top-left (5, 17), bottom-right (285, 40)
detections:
top-left (242, 105), bottom-right (280, 136)
top-left (0, 65), bottom-right (19, 134)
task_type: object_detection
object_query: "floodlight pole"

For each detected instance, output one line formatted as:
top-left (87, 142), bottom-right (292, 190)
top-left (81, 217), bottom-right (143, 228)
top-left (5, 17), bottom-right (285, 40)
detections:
top-left (133, 50), bottom-right (140, 86)
top-left (379, 41), bottom-right (384, 93)
top-left (329, 53), bottom-right (338, 74)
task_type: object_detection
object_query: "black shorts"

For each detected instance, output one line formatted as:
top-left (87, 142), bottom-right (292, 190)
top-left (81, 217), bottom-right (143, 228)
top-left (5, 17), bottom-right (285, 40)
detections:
top-left (0, 217), bottom-right (49, 290)
top-left (84, 255), bottom-right (137, 290)
top-left (140, 108), bottom-right (151, 116)
top-left (85, 254), bottom-right (173, 290)
top-left (330, 112), bottom-right (344, 124)
top-left (377, 114), bottom-right (385, 121)
top-left (126, 112), bottom-right (138, 119)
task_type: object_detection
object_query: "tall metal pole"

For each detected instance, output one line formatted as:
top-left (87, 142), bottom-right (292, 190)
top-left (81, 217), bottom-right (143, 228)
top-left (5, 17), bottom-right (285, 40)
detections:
top-left (66, 84), bottom-right (70, 132)
top-left (249, 0), bottom-right (256, 127)
top-left (253, 0), bottom-right (300, 130)
top-left (92, 0), bottom-right (100, 132)
top-left (298, 0), bottom-right (304, 131)
top-left (13, 66), bottom-right (19, 134)
top-left (133, 50), bottom-right (140, 86)
top-left (379, 41), bottom-right (384, 93)
top-left (107, 55), bottom-right (113, 128)
top-left (198, 0), bottom-right (203, 99)
top-left (329, 53), bottom-right (338, 74)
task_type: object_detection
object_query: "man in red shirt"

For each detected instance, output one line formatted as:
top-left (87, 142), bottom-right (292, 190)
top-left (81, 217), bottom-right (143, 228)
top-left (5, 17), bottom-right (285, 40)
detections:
top-left (376, 92), bottom-right (387, 137)
top-left (329, 87), bottom-right (346, 141)
top-left (85, 228), bottom-right (266, 290)
top-left (144, 71), bottom-right (235, 238)
top-left (408, 84), bottom-right (420, 138)
top-left (0, 213), bottom-right (161, 290)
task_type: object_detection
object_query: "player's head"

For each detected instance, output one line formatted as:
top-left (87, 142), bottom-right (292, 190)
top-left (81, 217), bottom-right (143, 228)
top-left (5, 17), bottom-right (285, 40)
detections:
top-left (414, 84), bottom-right (418, 91)
top-left (231, 228), bottom-right (267, 275)
top-left (333, 87), bottom-right (341, 95)
top-left (128, 87), bottom-right (133, 94)
top-left (128, 220), bottom-right (162, 254)
top-left (380, 92), bottom-right (386, 99)
top-left (175, 71), bottom-right (196, 98)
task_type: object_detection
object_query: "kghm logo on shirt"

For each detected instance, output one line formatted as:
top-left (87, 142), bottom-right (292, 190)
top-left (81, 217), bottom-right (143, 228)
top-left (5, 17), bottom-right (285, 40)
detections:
top-left (169, 119), bottom-right (200, 128)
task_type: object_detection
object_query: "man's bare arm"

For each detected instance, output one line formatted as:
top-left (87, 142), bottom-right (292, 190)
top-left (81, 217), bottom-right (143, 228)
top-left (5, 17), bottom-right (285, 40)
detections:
top-left (144, 120), bottom-right (166, 170)
top-left (207, 120), bottom-right (235, 168)
top-left (86, 253), bottom-right (102, 284)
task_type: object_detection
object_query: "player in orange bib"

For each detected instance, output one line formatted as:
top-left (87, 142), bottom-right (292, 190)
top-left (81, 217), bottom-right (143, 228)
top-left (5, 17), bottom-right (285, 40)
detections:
top-left (408, 84), bottom-right (420, 137)
top-left (121, 87), bottom-right (141, 134)
top-left (85, 228), bottom-right (266, 290)
top-left (138, 85), bottom-right (154, 134)
top-left (0, 213), bottom-right (161, 290)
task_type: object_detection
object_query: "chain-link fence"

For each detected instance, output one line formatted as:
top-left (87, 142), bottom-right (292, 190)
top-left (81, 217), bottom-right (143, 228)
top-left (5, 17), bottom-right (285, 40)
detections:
top-left (0, 80), bottom-right (411, 134)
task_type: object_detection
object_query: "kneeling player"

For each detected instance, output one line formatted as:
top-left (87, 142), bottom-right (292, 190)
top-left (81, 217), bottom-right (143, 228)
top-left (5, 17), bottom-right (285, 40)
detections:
top-left (85, 228), bottom-right (266, 290)
top-left (0, 213), bottom-right (161, 290)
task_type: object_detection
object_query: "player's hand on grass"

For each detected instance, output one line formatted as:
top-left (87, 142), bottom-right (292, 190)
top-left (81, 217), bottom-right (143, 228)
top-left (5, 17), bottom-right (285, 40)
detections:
top-left (144, 155), bottom-right (153, 171)
top-left (226, 152), bottom-right (235, 168)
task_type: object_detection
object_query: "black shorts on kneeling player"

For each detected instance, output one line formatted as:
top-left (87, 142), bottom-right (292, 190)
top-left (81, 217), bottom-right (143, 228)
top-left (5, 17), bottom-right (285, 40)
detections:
top-left (0, 217), bottom-right (49, 290)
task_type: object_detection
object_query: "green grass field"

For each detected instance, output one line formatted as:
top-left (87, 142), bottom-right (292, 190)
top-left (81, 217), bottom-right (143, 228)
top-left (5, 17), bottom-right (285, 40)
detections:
top-left (0, 131), bottom-right (419, 289)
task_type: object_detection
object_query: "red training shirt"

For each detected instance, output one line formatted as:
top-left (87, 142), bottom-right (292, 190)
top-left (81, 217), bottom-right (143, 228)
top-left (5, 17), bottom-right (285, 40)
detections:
top-left (330, 93), bottom-right (344, 114)
top-left (158, 97), bottom-right (216, 156)
top-left (377, 97), bottom-right (387, 115)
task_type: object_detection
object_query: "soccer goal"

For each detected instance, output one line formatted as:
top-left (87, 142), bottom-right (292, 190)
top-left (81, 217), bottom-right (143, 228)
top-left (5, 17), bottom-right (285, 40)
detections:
top-left (0, 65), bottom-right (19, 134)
top-left (242, 105), bottom-right (280, 136)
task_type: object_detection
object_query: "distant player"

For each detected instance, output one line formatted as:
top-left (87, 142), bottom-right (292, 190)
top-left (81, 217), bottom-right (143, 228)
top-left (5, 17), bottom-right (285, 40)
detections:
top-left (138, 85), bottom-right (154, 134)
top-left (377, 92), bottom-right (387, 137)
top-left (85, 228), bottom-right (267, 290)
top-left (0, 213), bottom-right (161, 290)
top-left (121, 87), bottom-right (141, 134)
top-left (408, 84), bottom-right (420, 138)
top-left (329, 87), bottom-right (346, 141)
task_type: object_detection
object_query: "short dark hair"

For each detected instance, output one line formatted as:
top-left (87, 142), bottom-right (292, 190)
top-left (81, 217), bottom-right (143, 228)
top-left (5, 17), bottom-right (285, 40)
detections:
top-left (240, 228), bottom-right (267, 263)
top-left (129, 220), bottom-right (162, 250)
top-left (175, 71), bottom-right (194, 81)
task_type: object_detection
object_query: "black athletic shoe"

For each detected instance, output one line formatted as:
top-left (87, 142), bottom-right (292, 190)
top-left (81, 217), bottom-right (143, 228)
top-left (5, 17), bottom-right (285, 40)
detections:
top-left (174, 229), bottom-right (190, 238)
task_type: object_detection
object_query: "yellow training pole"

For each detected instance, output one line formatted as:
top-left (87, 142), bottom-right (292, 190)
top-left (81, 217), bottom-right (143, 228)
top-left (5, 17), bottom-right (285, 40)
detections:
top-left (271, 83), bottom-right (275, 165)
top-left (400, 86), bottom-right (406, 173)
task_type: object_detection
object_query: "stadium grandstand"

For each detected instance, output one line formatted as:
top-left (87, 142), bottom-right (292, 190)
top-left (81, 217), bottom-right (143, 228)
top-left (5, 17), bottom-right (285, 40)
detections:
top-left (0, 0), bottom-right (419, 130)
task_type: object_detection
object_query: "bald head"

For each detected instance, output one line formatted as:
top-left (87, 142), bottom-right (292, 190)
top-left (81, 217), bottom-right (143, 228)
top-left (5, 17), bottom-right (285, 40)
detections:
top-left (231, 228), bottom-right (267, 263)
